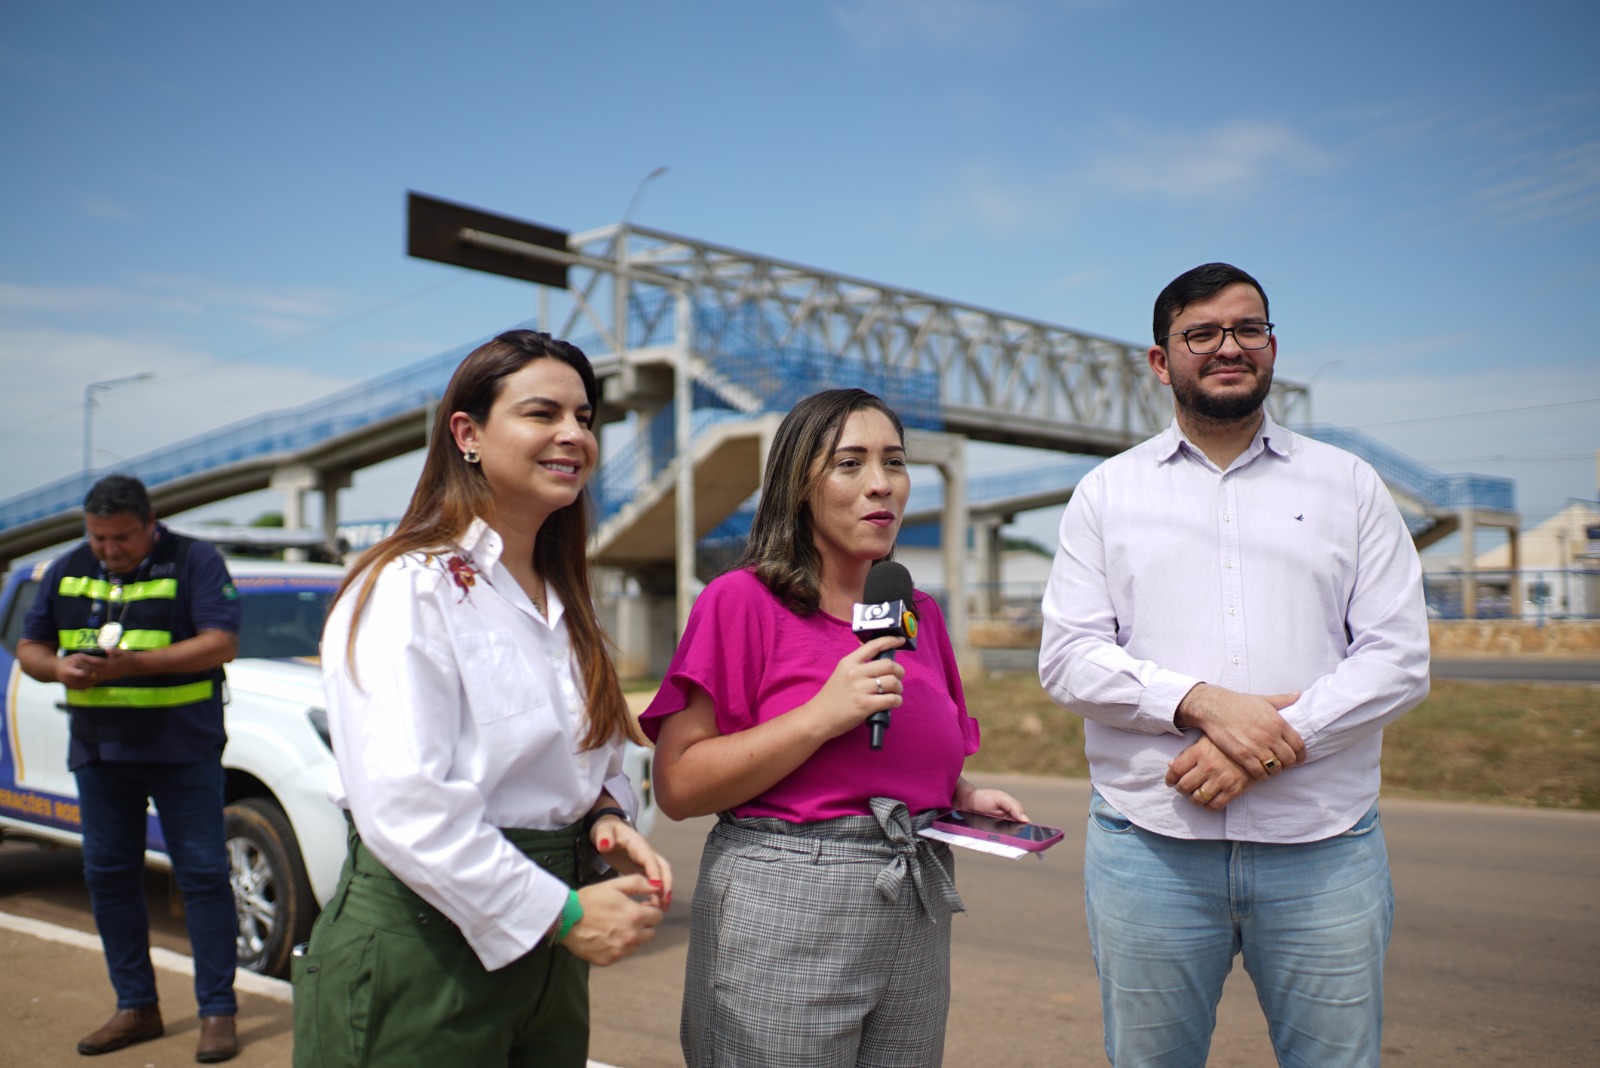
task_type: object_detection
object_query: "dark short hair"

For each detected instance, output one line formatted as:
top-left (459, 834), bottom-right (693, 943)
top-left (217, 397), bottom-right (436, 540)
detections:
top-left (83, 474), bottom-right (152, 522)
top-left (1152, 263), bottom-right (1270, 343)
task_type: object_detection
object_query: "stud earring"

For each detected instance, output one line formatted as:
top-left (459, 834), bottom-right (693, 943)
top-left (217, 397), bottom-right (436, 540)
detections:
top-left (463, 448), bottom-right (480, 464)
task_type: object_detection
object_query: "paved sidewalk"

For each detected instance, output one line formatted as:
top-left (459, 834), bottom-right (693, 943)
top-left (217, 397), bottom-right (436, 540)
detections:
top-left (0, 912), bottom-right (626, 1067)
top-left (0, 911), bottom-right (295, 1066)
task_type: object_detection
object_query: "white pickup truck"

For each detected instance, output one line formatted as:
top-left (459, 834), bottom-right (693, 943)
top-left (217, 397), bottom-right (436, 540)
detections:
top-left (0, 555), bottom-right (655, 978)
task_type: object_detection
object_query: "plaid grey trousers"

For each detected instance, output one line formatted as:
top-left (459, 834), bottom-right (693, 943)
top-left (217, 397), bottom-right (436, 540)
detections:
top-left (682, 797), bottom-right (964, 1068)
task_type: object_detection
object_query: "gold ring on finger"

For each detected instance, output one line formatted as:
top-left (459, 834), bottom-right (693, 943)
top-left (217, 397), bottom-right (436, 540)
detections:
top-left (1262, 756), bottom-right (1279, 772)
top-left (1195, 788), bottom-right (1213, 804)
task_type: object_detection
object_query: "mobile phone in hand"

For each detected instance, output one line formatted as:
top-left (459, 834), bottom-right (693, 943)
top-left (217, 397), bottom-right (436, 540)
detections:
top-left (930, 810), bottom-right (1064, 852)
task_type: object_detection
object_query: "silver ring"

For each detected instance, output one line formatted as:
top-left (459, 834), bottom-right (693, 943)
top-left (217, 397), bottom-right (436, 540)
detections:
top-left (875, 677), bottom-right (883, 694)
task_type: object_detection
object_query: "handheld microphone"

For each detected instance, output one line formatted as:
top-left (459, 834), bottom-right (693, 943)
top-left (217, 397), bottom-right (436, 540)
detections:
top-left (850, 561), bottom-right (919, 751)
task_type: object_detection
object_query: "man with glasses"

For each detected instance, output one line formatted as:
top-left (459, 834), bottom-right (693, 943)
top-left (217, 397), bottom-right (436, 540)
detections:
top-left (17, 474), bottom-right (242, 1062)
top-left (1039, 263), bottom-right (1430, 1066)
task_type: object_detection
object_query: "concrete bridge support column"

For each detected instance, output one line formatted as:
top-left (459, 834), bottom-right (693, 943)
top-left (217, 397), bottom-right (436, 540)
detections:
top-left (977, 517), bottom-right (1005, 617)
top-left (613, 566), bottom-right (679, 681)
top-left (317, 469), bottom-right (353, 558)
top-left (1507, 527), bottom-right (1522, 615)
top-left (1460, 507), bottom-right (1478, 619)
top-left (911, 430), bottom-right (973, 672)
top-left (271, 465), bottom-right (350, 561)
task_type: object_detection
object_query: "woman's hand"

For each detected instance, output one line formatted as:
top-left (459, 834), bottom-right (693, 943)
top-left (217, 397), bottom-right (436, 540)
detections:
top-left (561, 875), bottom-right (664, 966)
top-left (809, 635), bottom-right (905, 740)
top-left (592, 816), bottom-right (673, 909)
top-left (952, 779), bottom-right (1029, 822)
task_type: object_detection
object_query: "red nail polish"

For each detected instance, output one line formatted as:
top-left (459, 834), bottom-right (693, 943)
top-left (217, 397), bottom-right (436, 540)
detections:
top-left (598, 838), bottom-right (611, 850)
top-left (648, 879), bottom-right (662, 888)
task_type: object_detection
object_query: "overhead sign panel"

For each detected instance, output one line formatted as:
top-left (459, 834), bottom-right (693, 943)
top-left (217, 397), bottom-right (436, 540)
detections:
top-left (407, 191), bottom-right (569, 289)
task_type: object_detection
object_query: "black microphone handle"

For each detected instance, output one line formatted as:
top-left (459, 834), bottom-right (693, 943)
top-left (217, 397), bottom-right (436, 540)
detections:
top-left (867, 708), bottom-right (891, 750)
top-left (867, 647), bottom-right (895, 749)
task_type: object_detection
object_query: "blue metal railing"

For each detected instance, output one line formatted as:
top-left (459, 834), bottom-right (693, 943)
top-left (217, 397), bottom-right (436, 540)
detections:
top-left (902, 457), bottom-right (1104, 517)
top-left (588, 294), bottom-right (945, 521)
top-left (595, 407), bottom-right (753, 522)
top-left (1, 292), bottom-right (1515, 551)
top-left (0, 329), bottom-right (501, 531)
top-left (1301, 424), bottom-right (1514, 511)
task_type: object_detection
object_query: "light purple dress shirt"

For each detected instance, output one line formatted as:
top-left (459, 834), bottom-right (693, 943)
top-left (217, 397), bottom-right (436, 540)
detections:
top-left (1040, 415), bottom-right (1430, 843)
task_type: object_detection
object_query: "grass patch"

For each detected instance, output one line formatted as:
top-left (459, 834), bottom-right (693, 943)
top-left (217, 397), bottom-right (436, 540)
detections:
top-left (961, 673), bottom-right (1600, 811)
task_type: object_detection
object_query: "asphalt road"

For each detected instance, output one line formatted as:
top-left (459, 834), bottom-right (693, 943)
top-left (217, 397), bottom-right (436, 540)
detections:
top-left (4, 775), bottom-right (1596, 1066)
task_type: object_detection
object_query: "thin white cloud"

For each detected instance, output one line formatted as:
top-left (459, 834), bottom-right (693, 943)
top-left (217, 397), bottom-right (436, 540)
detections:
top-left (81, 194), bottom-right (137, 221)
top-left (0, 276), bottom-right (357, 339)
top-left (1470, 137), bottom-right (1600, 229)
top-left (133, 274), bottom-right (353, 332)
top-left (0, 323), bottom-right (358, 501)
top-left (1337, 92), bottom-right (1600, 234)
top-left (1083, 120), bottom-right (1337, 202)
top-left (915, 118), bottom-right (1335, 240)
top-left (0, 281), bottom-right (144, 315)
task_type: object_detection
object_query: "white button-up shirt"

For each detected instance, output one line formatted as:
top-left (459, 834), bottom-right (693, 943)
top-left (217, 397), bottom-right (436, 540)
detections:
top-left (321, 518), bottom-right (632, 969)
top-left (1040, 415), bottom-right (1430, 843)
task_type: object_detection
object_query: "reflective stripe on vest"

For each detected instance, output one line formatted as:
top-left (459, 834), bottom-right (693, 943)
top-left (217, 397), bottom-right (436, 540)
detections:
top-left (56, 576), bottom-right (179, 603)
top-left (56, 628), bottom-right (173, 652)
top-left (110, 629), bottom-right (172, 651)
top-left (65, 680), bottom-right (215, 708)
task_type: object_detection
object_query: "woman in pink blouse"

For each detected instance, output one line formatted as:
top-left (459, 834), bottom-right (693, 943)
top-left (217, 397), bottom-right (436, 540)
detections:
top-left (644, 388), bottom-right (1025, 1068)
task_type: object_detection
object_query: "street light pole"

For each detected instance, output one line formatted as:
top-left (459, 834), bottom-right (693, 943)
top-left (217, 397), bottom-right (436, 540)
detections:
top-left (83, 372), bottom-right (155, 476)
top-left (622, 165), bottom-right (669, 227)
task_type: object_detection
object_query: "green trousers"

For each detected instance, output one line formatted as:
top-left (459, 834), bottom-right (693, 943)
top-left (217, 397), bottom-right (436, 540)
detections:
top-left (292, 821), bottom-right (590, 1067)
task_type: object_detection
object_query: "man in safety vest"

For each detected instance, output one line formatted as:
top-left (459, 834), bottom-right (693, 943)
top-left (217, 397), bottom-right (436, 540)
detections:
top-left (17, 473), bottom-right (242, 1063)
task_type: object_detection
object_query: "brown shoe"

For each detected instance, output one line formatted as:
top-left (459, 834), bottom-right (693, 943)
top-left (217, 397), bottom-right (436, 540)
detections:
top-left (77, 1005), bottom-right (164, 1055)
top-left (196, 1014), bottom-right (238, 1064)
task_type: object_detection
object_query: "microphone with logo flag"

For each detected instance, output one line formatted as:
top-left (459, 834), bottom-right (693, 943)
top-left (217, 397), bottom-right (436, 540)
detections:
top-left (850, 561), bottom-right (919, 750)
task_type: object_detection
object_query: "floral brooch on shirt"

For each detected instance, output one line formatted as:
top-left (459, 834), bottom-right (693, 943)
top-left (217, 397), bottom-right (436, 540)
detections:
top-left (421, 552), bottom-right (480, 601)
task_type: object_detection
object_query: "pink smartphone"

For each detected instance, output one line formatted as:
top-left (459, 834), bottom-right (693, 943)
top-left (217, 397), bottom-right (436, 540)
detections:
top-left (929, 810), bottom-right (1064, 852)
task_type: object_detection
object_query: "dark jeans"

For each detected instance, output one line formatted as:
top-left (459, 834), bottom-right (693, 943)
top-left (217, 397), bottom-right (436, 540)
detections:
top-left (75, 758), bottom-right (238, 1018)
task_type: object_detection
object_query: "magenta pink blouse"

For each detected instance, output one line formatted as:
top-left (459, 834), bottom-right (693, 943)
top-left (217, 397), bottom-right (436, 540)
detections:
top-left (640, 569), bottom-right (981, 822)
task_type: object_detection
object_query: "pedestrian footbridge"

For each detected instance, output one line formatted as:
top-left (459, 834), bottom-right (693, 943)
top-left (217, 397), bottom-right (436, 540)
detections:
top-left (0, 223), bottom-right (1518, 667)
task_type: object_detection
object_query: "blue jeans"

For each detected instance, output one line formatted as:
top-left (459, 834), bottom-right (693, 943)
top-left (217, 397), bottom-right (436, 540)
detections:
top-left (1083, 789), bottom-right (1393, 1068)
top-left (75, 758), bottom-right (238, 1018)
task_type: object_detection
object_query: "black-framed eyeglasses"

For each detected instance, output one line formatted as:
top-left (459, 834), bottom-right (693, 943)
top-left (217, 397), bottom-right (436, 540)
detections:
top-left (1158, 322), bottom-right (1274, 355)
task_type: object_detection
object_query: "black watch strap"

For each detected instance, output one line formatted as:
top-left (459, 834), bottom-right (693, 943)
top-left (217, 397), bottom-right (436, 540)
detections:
top-left (584, 806), bottom-right (629, 834)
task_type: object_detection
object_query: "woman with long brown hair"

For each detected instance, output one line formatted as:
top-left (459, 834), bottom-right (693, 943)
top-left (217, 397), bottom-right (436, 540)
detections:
top-left (644, 387), bottom-right (1025, 1067)
top-left (293, 329), bottom-right (671, 1068)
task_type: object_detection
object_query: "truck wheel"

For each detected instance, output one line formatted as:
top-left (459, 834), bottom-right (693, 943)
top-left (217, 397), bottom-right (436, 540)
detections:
top-left (224, 797), bottom-right (316, 979)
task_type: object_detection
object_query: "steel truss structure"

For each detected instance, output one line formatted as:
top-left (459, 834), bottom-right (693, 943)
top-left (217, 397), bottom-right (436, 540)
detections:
top-left (552, 223), bottom-right (1310, 455)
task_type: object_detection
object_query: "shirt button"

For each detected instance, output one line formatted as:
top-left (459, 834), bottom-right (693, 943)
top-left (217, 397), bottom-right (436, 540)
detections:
top-left (577, 756), bottom-right (590, 771)
top-left (1231, 656), bottom-right (1240, 665)
top-left (1225, 562), bottom-right (1233, 569)
top-left (1228, 608), bottom-right (1236, 616)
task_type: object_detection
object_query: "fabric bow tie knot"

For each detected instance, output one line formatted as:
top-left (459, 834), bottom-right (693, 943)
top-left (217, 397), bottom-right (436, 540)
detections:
top-left (869, 797), bottom-right (965, 921)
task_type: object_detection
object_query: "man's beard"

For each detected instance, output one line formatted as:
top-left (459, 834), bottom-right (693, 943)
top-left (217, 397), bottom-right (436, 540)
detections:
top-left (1172, 362), bottom-right (1273, 423)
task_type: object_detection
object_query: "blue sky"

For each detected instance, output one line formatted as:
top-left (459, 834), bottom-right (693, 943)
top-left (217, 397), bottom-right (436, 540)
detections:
top-left (2, 1), bottom-right (1596, 556)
